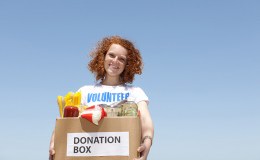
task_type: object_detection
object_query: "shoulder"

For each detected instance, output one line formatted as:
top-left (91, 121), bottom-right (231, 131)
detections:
top-left (77, 84), bottom-right (102, 92)
top-left (110, 84), bottom-right (146, 97)
top-left (78, 85), bottom-right (93, 91)
top-left (124, 84), bottom-right (145, 92)
top-left (125, 84), bottom-right (148, 103)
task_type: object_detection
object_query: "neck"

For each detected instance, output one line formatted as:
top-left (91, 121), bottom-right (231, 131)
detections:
top-left (102, 76), bottom-right (122, 86)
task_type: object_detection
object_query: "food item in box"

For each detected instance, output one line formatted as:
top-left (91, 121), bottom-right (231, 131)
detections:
top-left (57, 91), bottom-right (83, 118)
top-left (100, 99), bottom-right (127, 117)
top-left (64, 92), bottom-right (74, 106)
top-left (80, 105), bottom-right (107, 125)
top-left (104, 106), bottom-right (123, 117)
top-left (57, 96), bottom-right (65, 117)
top-left (63, 106), bottom-right (79, 117)
top-left (121, 101), bottom-right (138, 116)
top-left (73, 91), bottom-right (81, 106)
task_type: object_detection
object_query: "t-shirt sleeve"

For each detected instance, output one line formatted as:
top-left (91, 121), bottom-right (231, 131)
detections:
top-left (132, 87), bottom-right (149, 105)
top-left (77, 86), bottom-right (88, 106)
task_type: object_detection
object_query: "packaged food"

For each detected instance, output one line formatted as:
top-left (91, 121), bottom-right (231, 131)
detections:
top-left (104, 106), bottom-right (123, 117)
top-left (58, 91), bottom-right (83, 118)
top-left (121, 101), bottom-right (138, 116)
top-left (63, 106), bottom-right (79, 117)
top-left (57, 96), bottom-right (65, 117)
top-left (101, 100), bottom-right (127, 117)
top-left (80, 105), bottom-right (107, 125)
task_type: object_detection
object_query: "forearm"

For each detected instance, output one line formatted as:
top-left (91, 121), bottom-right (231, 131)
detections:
top-left (50, 130), bottom-right (55, 143)
top-left (141, 115), bottom-right (154, 146)
top-left (138, 101), bottom-right (154, 147)
top-left (49, 130), bottom-right (55, 157)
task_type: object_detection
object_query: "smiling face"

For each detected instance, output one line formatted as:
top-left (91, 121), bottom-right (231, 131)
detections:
top-left (88, 36), bottom-right (143, 84)
top-left (104, 44), bottom-right (128, 81)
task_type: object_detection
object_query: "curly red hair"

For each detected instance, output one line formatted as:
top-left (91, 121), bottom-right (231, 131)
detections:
top-left (88, 36), bottom-right (143, 84)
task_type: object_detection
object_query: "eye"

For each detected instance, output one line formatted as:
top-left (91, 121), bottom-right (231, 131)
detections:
top-left (108, 53), bottom-right (115, 58)
top-left (119, 57), bottom-right (126, 63)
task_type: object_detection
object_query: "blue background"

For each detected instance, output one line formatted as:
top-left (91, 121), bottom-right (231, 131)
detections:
top-left (0, 0), bottom-right (259, 159)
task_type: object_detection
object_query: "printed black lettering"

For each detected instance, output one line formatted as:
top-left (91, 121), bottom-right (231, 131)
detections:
top-left (107, 136), bottom-right (114, 143)
top-left (79, 146), bottom-right (85, 153)
top-left (74, 146), bottom-right (79, 153)
top-left (99, 136), bottom-right (104, 143)
top-left (87, 137), bottom-right (93, 144)
top-left (94, 137), bottom-right (99, 143)
top-left (86, 146), bottom-right (91, 153)
top-left (74, 137), bottom-right (80, 144)
top-left (115, 136), bottom-right (121, 143)
top-left (80, 137), bottom-right (86, 144)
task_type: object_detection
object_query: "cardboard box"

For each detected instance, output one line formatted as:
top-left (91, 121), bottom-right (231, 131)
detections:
top-left (54, 117), bottom-right (141, 160)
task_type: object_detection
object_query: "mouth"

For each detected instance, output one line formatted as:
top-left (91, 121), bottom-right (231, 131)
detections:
top-left (109, 63), bottom-right (119, 70)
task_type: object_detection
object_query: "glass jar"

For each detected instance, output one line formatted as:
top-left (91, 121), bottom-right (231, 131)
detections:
top-left (121, 101), bottom-right (138, 116)
top-left (63, 106), bottom-right (79, 117)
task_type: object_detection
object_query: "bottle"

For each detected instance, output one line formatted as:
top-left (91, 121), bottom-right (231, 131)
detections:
top-left (63, 106), bottom-right (79, 117)
top-left (63, 92), bottom-right (79, 117)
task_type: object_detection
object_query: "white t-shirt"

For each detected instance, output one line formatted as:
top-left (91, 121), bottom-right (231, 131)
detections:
top-left (78, 83), bottom-right (149, 107)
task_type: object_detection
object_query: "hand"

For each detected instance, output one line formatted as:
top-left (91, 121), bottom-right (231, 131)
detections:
top-left (133, 140), bottom-right (151, 160)
top-left (49, 141), bottom-right (55, 160)
top-left (49, 131), bottom-right (55, 160)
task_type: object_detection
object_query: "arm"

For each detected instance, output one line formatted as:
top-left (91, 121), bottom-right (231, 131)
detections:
top-left (134, 100), bottom-right (154, 160)
top-left (49, 130), bottom-right (55, 160)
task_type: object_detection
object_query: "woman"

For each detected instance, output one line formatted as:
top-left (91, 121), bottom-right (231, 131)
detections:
top-left (49, 36), bottom-right (154, 160)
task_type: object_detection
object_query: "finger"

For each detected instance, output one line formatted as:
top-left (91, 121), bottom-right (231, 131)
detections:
top-left (133, 156), bottom-right (145, 160)
top-left (137, 144), bottom-right (146, 152)
top-left (49, 149), bottom-right (55, 155)
top-left (49, 155), bottom-right (53, 160)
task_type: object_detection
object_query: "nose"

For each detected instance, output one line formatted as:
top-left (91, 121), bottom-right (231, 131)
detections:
top-left (112, 56), bottom-right (119, 63)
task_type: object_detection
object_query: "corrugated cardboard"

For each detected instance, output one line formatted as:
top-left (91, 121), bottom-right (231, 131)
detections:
top-left (54, 117), bottom-right (141, 160)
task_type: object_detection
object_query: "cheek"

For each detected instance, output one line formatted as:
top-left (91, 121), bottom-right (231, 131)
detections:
top-left (104, 56), bottom-right (109, 62)
top-left (104, 61), bottom-right (109, 69)
top-left (104, 57), bottom-right (110, 66)
top-left (120, 63), bottom-right (126, 70)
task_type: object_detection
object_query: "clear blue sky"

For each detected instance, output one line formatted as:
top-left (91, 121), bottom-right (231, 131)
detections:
top-left (0, 0), bottom-right (259, 160)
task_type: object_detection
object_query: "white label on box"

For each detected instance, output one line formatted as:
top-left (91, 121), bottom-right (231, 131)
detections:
top-left (67, 132), bottom-right (129, 156)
